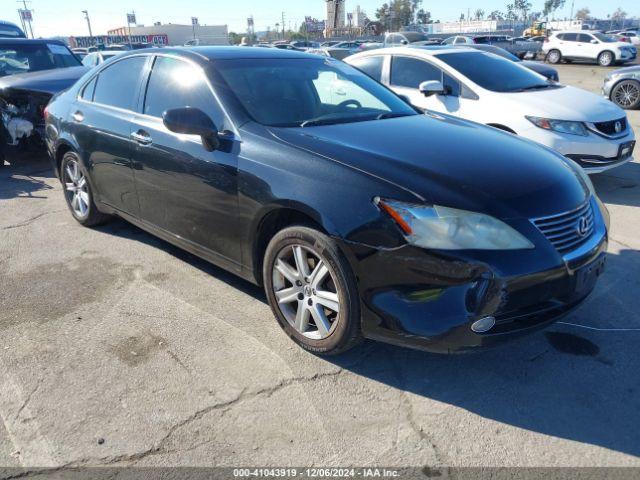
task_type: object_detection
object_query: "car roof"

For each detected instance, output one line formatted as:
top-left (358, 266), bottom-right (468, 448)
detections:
top-left (118, 45), bottom-right (319, 62)
top-left (348, 45), bottom-right (476, 59)
top-left (0, 38), bottom-right (67, 46)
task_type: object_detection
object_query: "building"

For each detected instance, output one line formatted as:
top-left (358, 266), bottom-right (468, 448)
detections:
top-left (107, 23), bottom-right (228, 46)
top-left (351, 5), bottom-right (368, 28)
top-left (326, 0), bottom-right (346, 31)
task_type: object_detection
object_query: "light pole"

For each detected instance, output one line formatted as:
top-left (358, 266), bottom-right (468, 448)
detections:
top-left (82, 10), bottom-right (93, 39)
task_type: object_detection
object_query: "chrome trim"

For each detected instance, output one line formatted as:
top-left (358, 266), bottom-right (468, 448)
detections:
top-left (584, 119), bottom-right (629, 139)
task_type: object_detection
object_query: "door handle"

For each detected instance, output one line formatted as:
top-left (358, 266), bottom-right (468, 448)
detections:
top-left (72, 110), bottom-right (84, 122)
top-left (131, 130), bottom-right (152, 146)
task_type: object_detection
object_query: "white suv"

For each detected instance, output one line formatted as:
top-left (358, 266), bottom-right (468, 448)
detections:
top-left (543, 31), bottom-right (637, 66)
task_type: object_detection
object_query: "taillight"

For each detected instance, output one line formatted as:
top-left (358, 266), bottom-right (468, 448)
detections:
top-left (621, 37), bottom-right (630, 43)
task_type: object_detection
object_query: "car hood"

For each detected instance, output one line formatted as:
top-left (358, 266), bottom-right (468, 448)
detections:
top-left (610, 64), bottom-right (640, 77)
top-left (499, 84), bottom-right (625, 122)
top-left (269, 113), bottom-right (588, 220)
top-left (0, 66), bottom-right (88, 95)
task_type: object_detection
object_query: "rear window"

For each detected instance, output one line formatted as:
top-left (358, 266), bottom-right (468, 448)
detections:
top-left (0, 43), bottom-right (81, 77)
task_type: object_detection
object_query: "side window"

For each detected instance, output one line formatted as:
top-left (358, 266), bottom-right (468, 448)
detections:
top-left (93, 56), bottom-right (147, 110)
top-left (349, 56), bottom-right (384, 81)
top-left (143, 56), bottom-right (226, 129)
top-left (443, 37), bottom-right (454, 45)
top-left (391, 56), bottom-right (442, 89)
top-left (577, 34), bottom-right (593, 43)
top-left (80, 76), bottom-right (97, 101)
top-left (312, 71), bottom-right (387, 110)
top-left (563, 33), bottom-right (578, 42)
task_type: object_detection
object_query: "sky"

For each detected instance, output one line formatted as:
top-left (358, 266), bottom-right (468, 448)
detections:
top-left (10, 0), bottom-right (640, 38)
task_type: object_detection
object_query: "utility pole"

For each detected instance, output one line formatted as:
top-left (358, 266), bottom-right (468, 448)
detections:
top-left (569, 0), bottom-right (575, 20)
top-left (82, 10), bottom-right (93, 39)
top-left (281, 12), bottom-right (286, 40)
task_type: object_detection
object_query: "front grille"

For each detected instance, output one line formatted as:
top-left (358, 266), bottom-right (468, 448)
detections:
top-left (593, 117), bottom-right (627, 136)
top-left (532, 201), bottom-right (595, 255)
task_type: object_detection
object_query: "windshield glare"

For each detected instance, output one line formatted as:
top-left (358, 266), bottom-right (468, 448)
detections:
top-left (0, 44), bottom-right (81, 77)
top-left (215, 58), bottom-right (417, 127)
top-left (436, 51), bottom-right (552, 92)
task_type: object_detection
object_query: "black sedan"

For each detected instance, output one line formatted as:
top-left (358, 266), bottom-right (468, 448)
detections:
top-left (454, 44), bottom-right (559, 81)
top-left (45, 47), bottom-right (608, 354)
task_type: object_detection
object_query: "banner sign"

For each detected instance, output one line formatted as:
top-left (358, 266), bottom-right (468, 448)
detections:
top-left (70, 34), bottom-right (169, 48)
top-left (19, 9), bottom-right (33, 22)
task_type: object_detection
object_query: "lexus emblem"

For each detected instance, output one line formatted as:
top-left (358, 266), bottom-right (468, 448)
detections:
top-left (615, 121), bottom-right (622, 133)
top-left (576, 216), bottom-right (589, 237)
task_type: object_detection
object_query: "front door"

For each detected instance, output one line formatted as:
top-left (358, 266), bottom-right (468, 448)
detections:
top-left (130, 55), bottom-right (241, 265)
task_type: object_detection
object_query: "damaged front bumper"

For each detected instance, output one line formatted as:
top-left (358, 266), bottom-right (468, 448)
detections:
top-left (338, 202), bottom-right (609, 354)
top-left (0, 89), bottom-right (50, 157)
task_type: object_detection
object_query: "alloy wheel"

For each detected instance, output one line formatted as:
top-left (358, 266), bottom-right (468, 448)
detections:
top-left (548, 51), bottom-right (560, 63)
top-left (271, 244), bottom-right (340, 340)
top-left (613, 81), bottom-right (640, 108)
top-left (63, 159), bottom-right (90, 218)
top-left (599, 52), bottom-right (613, 66)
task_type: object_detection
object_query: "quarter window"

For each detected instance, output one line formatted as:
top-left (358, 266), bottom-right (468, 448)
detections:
top-left (93, 56), bottom-right (147, 110)
top-left (143, 56), bottom-right (224, 127)
top-left (80, 76), bottom-right (97, 101)
top-left (349, 56), bottom-right (384, 81)
top-left (391, 56), bottom-right (442, 89)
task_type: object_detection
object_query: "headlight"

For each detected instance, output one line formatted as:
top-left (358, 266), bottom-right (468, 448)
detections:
top-left (526, 116), bottom-right (588, 136)
top-left (375, 199), bottom-right (534, 250)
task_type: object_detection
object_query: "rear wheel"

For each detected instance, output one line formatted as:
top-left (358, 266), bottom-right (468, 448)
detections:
top-left (61, 152), bottom-right (110, 227)
top-left (547, 49), bottom-right (562, 64)
top-left (598, 51), bottom-right (615, 67)
top-left (611, 79), bottom-right (640, 110)
top-left (263, 226), bottom-right (362, 355)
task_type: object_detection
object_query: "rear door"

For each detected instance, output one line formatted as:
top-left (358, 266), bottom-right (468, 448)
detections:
top-left (72, 55), bottom-right (149, 215)
top-left (558, 33), bottom-right (579, 57)
top-left (130, 54), bottom-right (241, 264)
top-left (575, 33), bottom-right (594, 59)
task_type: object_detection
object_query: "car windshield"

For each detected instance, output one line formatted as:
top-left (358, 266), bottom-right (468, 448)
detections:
top-left (0, 43), bottom-right (81, 77)
top-left (476, 45), bottom-right (519, 62)
top-left (592, 33), bottom-right (617, 43)
top-left (214, 57), bottom-right (417, 128)
top-left (435, 51), bottom-right (555, 92)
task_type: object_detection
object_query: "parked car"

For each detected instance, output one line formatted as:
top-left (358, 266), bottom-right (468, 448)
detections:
top-left (81, 50), bottom-right (122, 67)
top-left (0, 39), bottom-right (87, 163)
top-left (0, 20), bottom-right (26, 39)
top-left (615, 31), bottom-right (640, 46)
top-left (384, 32), bottom-right (430, 47)
top-left (45, 47), bottom-right (608, 354)
top-left (453, 44), bottom-right (559, 81)
top-left (603, 65), bottom-right (640, 109)
top-left (290, 40), bottom-right (321, 50)
top-left (442, 35), bottom-right (540, 59)
top-left (346, 47), bottom-right (635, 173)
top-left (543, 31), bottom-right (637, 66)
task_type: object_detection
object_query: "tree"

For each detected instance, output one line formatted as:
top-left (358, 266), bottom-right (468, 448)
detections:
top-left (611, 8), bottom-right (627, 21)
top-left (416, 9), bottom-right (431, 24)
top-left (375, 3), bottom-right (391, 31)
top-left (514, 0), bottom-right (532, 22)
top-left (474, 9), bottom-right (485, 20)
top-left (575, 7), bottom-right (590, 21)
top-left (543, 0), bottom-right (566, 19)
top-left (489, 10), bottom-right (504, 20)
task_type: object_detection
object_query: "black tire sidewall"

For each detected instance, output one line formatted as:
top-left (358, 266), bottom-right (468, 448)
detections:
top-left (263, 226), bottom-right (361, 355)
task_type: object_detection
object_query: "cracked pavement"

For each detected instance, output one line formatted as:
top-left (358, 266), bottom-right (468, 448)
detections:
top-left (0, 64), bottom-right (639, 469)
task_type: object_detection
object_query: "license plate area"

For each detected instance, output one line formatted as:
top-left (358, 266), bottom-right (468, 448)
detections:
top-left (575, 254), bottom-right (606, 295)
top-left (618, 140), bottom-right (635, 160)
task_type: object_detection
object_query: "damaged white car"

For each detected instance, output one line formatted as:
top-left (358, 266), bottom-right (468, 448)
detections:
top-left (0, 38), bottom-right (87, 165)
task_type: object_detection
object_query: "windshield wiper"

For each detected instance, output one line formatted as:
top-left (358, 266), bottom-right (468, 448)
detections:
top-left (515, 84), bottom-right (557, 92)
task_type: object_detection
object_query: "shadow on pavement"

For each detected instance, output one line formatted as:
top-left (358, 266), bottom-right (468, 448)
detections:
top-left (593, 161), bottom-right (640, 208)
top-left (0, 153), bottom-right (55, 200)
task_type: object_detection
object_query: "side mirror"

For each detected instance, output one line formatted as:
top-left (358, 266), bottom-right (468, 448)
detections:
top-left (419, 80), bottom-right (446, 97)
top-left (590, 39), bottom-right (598, 44)
top-left (163, 107), bottom-right (220, 151)
top-left (401, 39), bottom-right (409, 45)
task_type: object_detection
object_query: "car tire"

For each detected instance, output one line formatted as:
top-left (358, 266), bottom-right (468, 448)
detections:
top-left (611, 79), bottom-right (640, 110)
top-left (263, 225), bottom-right (362, 355)
top-left (598, 51), bottom-right (615, 67)
top-left (60, 151), bottom-right (111, 227)
top-left (546, 49), bottom-right (562, 64)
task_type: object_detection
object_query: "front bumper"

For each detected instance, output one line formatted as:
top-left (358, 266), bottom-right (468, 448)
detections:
top-left (339, 198), bottom-right (609, 354)
top-left (521, 124), bottom-right (635, 174)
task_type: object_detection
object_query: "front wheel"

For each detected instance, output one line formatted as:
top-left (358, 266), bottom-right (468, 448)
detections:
top-left (546, 49), bottom-right (562, 64)
top-left (263, 226), bottom-right (362, 355)
top-left (611, 80), bottom-right (640, 110)
top-left (598, 51), bottom-right (615, 67)
top-left (61, 152), bottom-right (111, 227)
